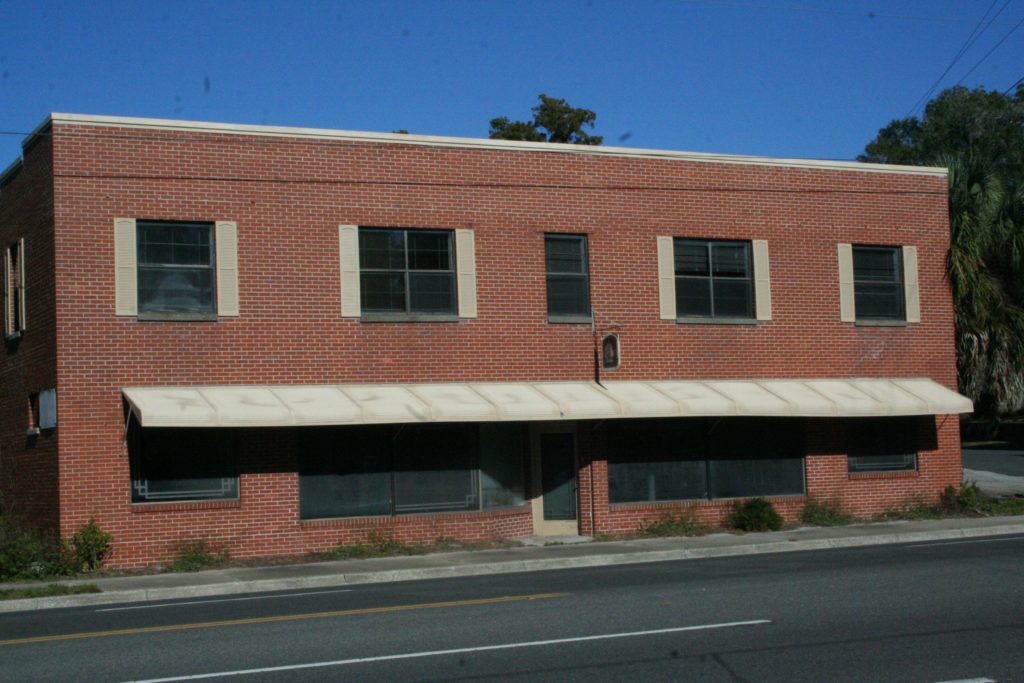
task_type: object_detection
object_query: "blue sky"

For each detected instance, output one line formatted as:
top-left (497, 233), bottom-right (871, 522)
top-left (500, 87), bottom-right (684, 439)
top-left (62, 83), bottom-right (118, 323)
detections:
top-left (1, 0), bottom-right (1022, 166)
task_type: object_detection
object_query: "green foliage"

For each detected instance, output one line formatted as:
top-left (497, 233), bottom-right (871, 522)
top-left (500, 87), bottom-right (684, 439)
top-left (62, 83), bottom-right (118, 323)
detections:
top-left (68, 519), bottom-right (113, 572)
top-left (168, 540), bottom-right (229, 572)
top-left (861, 86), bottom-right (1024, 413)
top-left (0, 583), bottom-right (101, 601)
top-left (638, 508), bottom-right (706, 537)
top-left (800, 498), bottom-right (854, 526)
top-left (727, 498), bottom-right (784, 532)
top-left (489, 94), bottom-right (603, 145)
top-left (325, 531), bottom-right (427, 560)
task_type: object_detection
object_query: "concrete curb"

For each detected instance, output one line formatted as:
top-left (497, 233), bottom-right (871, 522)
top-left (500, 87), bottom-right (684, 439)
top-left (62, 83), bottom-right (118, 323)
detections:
top-left (3, 522), bottom-right (1023, 614)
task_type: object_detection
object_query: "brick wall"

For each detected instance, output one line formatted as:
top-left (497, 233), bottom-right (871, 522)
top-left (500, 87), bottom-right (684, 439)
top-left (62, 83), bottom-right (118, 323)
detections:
top-left (0, 138), bottom-right (59, 533)
top-left (3, 120), bottom-right (962, 566)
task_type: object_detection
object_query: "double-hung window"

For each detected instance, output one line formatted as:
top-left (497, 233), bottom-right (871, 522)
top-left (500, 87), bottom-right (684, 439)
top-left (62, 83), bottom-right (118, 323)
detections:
top-left (545, 234), bottom-right (590, 321)
top-left (359, 228), bottom-right (456, 317)
top-left (847, 417), bottom-right (920, 473)
top-left (853, 246), bottom-right (904, 321)
top-left (136, 221), bottom-right (216, 316)
top-left (675, 239), bottom-right (754, 319)
top-left (4, 238), bottom-right (26, 338)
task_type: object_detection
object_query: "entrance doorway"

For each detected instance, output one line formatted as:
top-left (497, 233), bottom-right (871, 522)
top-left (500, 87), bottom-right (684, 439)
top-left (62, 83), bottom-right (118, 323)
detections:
top-left (530, 426), bottom-right (578, 535)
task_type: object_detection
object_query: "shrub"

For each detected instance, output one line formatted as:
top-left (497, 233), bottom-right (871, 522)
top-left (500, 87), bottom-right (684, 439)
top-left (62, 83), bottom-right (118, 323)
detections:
top-left (638, 508), bottom-right (705, 537)
top-left (0, 504), bottom-right (65, 580)
top-left (801, 498), bottom-right (854, 527)
top-left (169, 540), bottom-right (229, 572)
top-left (68, 519), bottom-right (113, 572)
top-left (728, 498), bottom-right (783, 532)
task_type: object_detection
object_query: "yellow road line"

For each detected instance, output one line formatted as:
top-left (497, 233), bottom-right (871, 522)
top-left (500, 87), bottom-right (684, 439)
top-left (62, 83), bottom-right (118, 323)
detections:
top-left (0, 593), bottom-right (569, 647)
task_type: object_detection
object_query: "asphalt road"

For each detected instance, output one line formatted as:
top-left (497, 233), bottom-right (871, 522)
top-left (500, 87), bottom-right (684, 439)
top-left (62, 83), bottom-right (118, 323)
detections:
top-left (1, 535), bottom-right (1023, 682)
top-left (963, 447), bottom-right (1024, 477)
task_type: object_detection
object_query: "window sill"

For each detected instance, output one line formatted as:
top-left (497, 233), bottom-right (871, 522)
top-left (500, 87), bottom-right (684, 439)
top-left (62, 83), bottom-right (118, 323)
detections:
top-left (854, 320), bottom-right (907, 327)
top-left (676, 317), bottom-right (758, 326)
top-left (5, 330), bottom-right (24, 342)
top-left (360, 314), bottom-right (461, 323)
top-left (138, 312), bottom-right (219, 322)
top-left (548, 314), bottom-right (592, 324)
top-left (131, 498), bottom-right (241, 513)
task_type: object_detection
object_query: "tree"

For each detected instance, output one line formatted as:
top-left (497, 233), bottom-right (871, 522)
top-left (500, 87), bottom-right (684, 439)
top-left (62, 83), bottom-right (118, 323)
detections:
top-left (861, 86), bottom-right (1024, 413)
top-left (489, 94), bottom-right (603, 145)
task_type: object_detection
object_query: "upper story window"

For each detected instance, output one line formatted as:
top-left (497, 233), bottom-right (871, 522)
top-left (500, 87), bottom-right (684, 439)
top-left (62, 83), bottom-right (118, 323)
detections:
top-left (114, 218), bottom-right (239, 321)
top-left (137, 221), bottom-right (215, 316)
top-left (852, 245), bottom-right (904, 322)
top-left (4, 238), bottom-right (26, 339)
top-left (358, 228), bottom-right (456, 317)
top-left (675, 239), bottom-right (753, 320)
top-left (545, 234), bottom-right (590, 322)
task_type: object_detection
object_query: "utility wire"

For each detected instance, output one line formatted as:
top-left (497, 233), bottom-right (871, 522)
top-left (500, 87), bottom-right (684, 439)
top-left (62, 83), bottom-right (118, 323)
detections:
top-left (904, 0), bottom-right (1007, 118)
top-left (1005, 74), bottom-right (1024, 94)
top-left (955, 12), bottom-right (1024, 86)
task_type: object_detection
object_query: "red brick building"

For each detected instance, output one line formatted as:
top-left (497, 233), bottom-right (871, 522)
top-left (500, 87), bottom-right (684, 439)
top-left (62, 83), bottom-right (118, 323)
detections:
top-left (0, 114), bottom-right (971, 568)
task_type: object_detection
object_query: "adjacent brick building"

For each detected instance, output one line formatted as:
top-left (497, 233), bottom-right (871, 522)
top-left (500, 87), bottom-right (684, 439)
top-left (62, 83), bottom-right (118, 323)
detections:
top-left (0, 114), bottom-right (971, 568)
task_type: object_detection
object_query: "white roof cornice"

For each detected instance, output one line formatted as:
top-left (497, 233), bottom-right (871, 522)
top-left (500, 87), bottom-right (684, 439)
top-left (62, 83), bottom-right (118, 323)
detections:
top-left (34, 113), bottom-right (947, 177)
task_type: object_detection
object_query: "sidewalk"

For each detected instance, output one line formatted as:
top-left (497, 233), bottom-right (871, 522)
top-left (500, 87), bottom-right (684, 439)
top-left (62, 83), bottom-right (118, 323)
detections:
top-left (3, 515), bottom-right (1023, 614)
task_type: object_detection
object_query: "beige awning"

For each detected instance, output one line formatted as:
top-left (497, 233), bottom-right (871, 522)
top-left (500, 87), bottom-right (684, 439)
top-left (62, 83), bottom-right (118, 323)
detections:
top-left (122, 378), bottom-right (972, 428)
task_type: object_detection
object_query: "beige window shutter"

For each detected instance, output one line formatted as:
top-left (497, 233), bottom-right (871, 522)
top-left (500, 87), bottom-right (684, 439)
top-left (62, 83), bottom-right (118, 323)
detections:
top-left (903, 245), bottom-right (920, 323)
top-left (752, 239), bottom-right (771, 321)
top-left (215, 221), bottom-right (240, 317)
top-left (16, 238), bottom-right (25, 331)
top-left (837, 243), bottom-right (855, 322)
top-left (3, 243), bottom-right (11, 336)
top-left (657, 236), bottom-right (676, 320)
top-left (339, 225), bottom-right (361, 317)
top-left (455, 229), bottom-right (477, 318)
top-left (114, 218), bottom-right (138, 316)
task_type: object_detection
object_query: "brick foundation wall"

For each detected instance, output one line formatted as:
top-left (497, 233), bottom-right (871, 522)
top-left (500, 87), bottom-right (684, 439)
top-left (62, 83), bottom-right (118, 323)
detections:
top-left (1, 119), bottom-right (966, 567)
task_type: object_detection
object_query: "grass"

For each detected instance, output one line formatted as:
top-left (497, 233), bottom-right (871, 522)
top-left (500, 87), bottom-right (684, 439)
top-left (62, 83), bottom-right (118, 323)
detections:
top-left (0, 583), bottom-right (101, 601)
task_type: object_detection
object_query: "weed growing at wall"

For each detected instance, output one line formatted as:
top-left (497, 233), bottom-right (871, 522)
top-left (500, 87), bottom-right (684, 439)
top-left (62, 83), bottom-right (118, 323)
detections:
top-left (728, 498), bottom-right (784, 532)
top-left (801, 498), bottom-right (854, 527)
top-left (638, 508), bottom-right (706, 537)
top-left (169, 540), bottom-right (229, 572)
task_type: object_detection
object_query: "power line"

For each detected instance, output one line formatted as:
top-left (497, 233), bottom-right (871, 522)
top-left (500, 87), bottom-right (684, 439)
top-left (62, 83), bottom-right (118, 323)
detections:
top-left (905, 0), bottom-right (1007, 118)
top-left (1005, 74), bottom-right (1024, 94)
top-left (955, 12), bottom-right (1024, 86)
top-left (678, 0), bottom-right (1001, 25)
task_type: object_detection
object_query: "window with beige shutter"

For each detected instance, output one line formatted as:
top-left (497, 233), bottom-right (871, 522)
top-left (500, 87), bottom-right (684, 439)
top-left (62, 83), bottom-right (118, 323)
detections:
top-left (115, 218), bottom-right (239, 320)
top-left (4, 238), bottom-right (26, 339)
top-left (838, 243), bottom-right (920, 324)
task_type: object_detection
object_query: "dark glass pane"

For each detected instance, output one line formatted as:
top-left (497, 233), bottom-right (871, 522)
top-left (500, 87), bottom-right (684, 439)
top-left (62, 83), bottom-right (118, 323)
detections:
top-left (675, 241), bottom-right (709, 276)
top-left (138, 267), bottom-right (215, 313)
top-left (359, 230), bottom-right (405, 270)
top-left (711, 243), bottom-right (749, 278)
top-left (408, 272), bottom-right (456, 313)
top-left (407, 232), bottom-right (452, 271)
top-left (299, 427), bottom-right (393, 519)
top-left (545, 236), bottom-right (586, 274)
top-left (848, 454), bottom-right (916, 472)
top-left (361, 272), bottom-right (406, 313)
top-left (547, 274), bottom-right (590, 316)
top-left (131, 428), bottom-right (237, 502)
top-left (707, 457), bottom-right (805, 498)
top-left (853, 247), bottom-right (900, 282)
top-left (394, 425), bottom-right (478, 513)
top-left (138, 222), bottom-right (212, 267)
top-left (677, 277), bottom-right (712, 317)
top-left (608, 460), bottom-right (706, 503)
top-left (480, 424), bottom-right (525, 509)
top-left (855, 282), bottom-right (904, 320)
top-left (712, 279), bottom-right (753, 318)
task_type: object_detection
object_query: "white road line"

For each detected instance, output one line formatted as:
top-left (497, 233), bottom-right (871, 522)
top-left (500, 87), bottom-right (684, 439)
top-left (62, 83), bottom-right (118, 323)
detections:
top-left (96, 589), bottom-right (353, 612)
top-left (908, 536), bottom-right (1024, 549)
top-left (929, 678), bottom-right (995, 683)
top-left (123, 619), bottom-right (771, 682)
